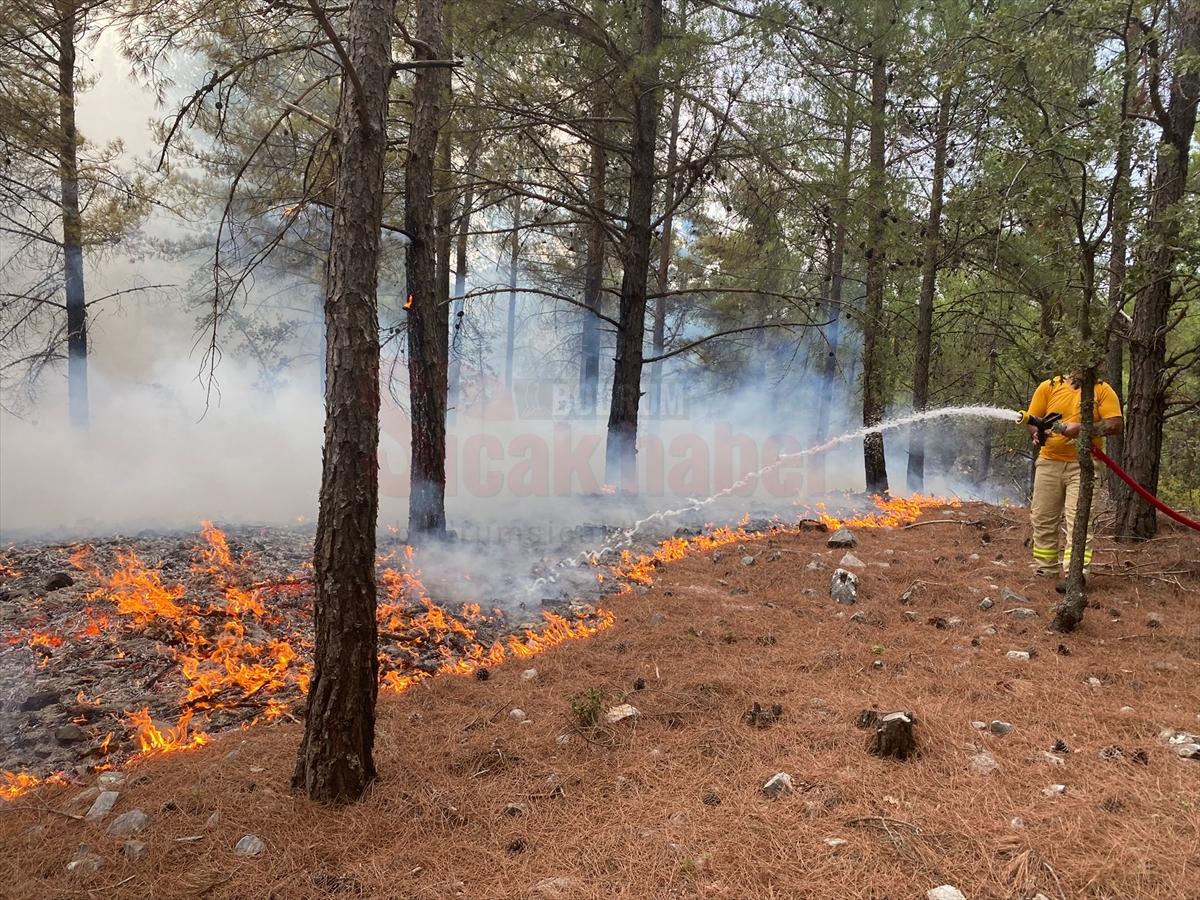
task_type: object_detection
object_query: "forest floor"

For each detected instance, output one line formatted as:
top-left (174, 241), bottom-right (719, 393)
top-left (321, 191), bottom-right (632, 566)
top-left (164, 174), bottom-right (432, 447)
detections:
top-left (1, 504), bottom-right (1198, 899)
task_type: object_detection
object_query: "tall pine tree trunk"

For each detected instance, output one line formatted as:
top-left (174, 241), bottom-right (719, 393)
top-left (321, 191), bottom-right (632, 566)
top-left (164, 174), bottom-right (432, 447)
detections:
top-left (1114, 0), bottom-right (1199, 540)
top-left (604, 0), bottom-right (663, 487)
top-left (293, 0), bottom-right (395, 802)
top-left (57, 1), bottom-right (87, 429)
top-left (579, 96), bottom-right (607, 415)
top-left (649, 0), bottom-right (686, 419)
top-left (906, 85), bottom-right (951, 493)
top-left (860, 22), bottom-right (890, 495)
top-left (406, 0), bottom-right (450, 539)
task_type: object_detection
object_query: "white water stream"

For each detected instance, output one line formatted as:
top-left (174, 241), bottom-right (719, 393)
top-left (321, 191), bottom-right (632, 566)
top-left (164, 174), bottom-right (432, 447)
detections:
top-left (531, 405), bottom-right (1020, 594)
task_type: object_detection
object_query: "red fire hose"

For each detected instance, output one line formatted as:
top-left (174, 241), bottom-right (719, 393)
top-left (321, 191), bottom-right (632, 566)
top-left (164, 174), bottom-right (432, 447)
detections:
top-left (1091, 446), bottom-right (1200, 533)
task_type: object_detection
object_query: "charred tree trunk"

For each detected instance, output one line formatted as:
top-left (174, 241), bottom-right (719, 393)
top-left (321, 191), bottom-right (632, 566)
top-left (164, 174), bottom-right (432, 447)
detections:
top-left (57, 1), bottom-right (87, 429)
top-left (1114, 1), bottom-right (1198, 540)
top-left (505, 203), bottom-right (520, 389)
top-left (293, 0), bottom-right (395, 803)
top-left (860, 30), bottom-right (890, 495)
top-left (649, 0), bottom-right (686, 420)
top-left (906, 85), bottom-right (951, 494)
top-left (604, 0), bottom-right (663, 488)
top-left (406, 0), bottom-right (450, 539)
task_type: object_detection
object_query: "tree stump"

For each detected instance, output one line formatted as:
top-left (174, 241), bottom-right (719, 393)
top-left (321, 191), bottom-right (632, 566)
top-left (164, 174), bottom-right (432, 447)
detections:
top-left (868, 711), bottom-right (917, 760)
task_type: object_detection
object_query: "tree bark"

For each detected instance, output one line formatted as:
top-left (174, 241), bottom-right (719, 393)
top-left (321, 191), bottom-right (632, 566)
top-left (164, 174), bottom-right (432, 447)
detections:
top-left (604, 0), bottom-right (663, 488)
top-left (293, 0), bottom-right (395, 803)
top-left (1114, 0), bottom-right (1199, 540)
top-left (906, 84), bottom-right (951, 493)
top-left (1053, 370), bottom-right (1095, 632)
top-left (649, 0), bottom-right (686, 419)
top-left (406, 0), bottom-right (450, 539)
top-left (860, 23), bottom-right (890, 495)
top-left (505, 201), bottom-right (520, 389)
top-left (579, 92), bottom-right (607, 416)
top-left (57, 1), bottom-right (87, 429)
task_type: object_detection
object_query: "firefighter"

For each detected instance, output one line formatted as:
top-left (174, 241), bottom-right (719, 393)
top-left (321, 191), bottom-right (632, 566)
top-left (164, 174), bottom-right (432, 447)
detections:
top-left (1025, 372), bottom-right (1123, 591)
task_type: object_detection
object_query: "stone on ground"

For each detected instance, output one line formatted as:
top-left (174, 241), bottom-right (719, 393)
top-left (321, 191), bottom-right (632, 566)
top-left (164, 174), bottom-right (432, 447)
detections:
top-left (830, 568), bottom-right (859, 605)
top-left (521, 668), bottom-right (538, 681)
top-left (604, 704), bottom-right (640, 725)
top-left (106, 810), bottom-right (149, 836)
top-left (123, 840), bottom-right (147, 861)
top-left (84, 791), bottom-right (119, 821)
top-left (839, 552), bottom-right (865, 568)
top-left (761, 772), bottom-right (793, 798)
top-left (970, 751), bottom-right (999, 776)
top-left (927, 887), bottom-right (967, 900)
top-left (827, 528), bottom-right (857, 548)
top-left (234, 834), bottom-right (267, 857)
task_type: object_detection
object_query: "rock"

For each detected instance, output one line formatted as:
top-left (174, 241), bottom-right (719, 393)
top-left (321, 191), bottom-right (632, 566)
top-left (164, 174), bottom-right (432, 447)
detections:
top-left (1145, 612), bottom-right (1163, 628)
top-left (806, 558), bottom-right (826, 571)
top-left (1006, 608), bottom-right (1038, 620)
top-left (20, 690), bottom-right (59, 712)
top-left (1038, 751), bottom-right (1064, 767)
top-left (1151, 660), bottom-right (1176, 672)
top-left (970, 751), bottom-right (999, 776)
top-left (927, 887), bottom-right (967, 900)
top-left (1087, 677), bottom-right (1101, 687)
top-left (766, 550), bottom-right (783, 562)
top-left (1120, 706), bottom-right (1135, 715)
top-left (824, 837), bottom-right (848, 849)
top-left (979, 625), bottom-right (998, 635)
top-left (741, 556), bottom-right (755, 567)
top-left (827, 528), bottom-right (857, 548)
top-left (66, 845), bottom-right (102, 876)
top-left (84, 791), bottom-right (119, 821)
top-left (502, 802), bottom-right (527, 817)
top-left (97, 772), bottom-right (127, 789)
top-left (604, 704), bottom-right (640, 725)
top-left (123, 840), bottom-right (147, 861)
top-left (106, 810), bottom-right (149, 836)
top-left (55, 724), bottom-right (88, 744)
top-left (970, 721), bottom-right (986, 730)
top-left (872, 659), bottom-right (884, 670)
top-left (234, 834), bottom-right (267, 857)
top-left (947, 617), bottom-right (964, 628)
top-left (1175, 744), bottom-right (1200, 761)
top-left (1042, 783), bottom-right (1067, 798)
top-left (1006, 651), bottom-right (1030, 661)
top-left (830, 568), bottom-right (859, 605)
top-left (979, 598), bottom-right (994, 610)
top-left (521, 668), bottom-right (538, 681)
top-left (868, 711), bottom-right (917, 760)
top-left (44, 571), bottom-right (75, 591)
top-left (1010, 817), bottom-right (1025, 829)
top-left (988, 720), bottom-right (1014, 735)
top-left (509, 708), bottom-right (527, 723)
top-left (206, 811), bottom-right (221, 828)
top-left (532, 876), bottom-right (585, 899)
top-left (903, 610), bottom-right (918, 621)
top-left (849, 612), bottom-right (867, 624)
top-left (839, 552), bottom-right (866, 568)
top-left (1001, 588), bottom-right (1029, 605)
top-left (761, 772), bottom-right (793, 798)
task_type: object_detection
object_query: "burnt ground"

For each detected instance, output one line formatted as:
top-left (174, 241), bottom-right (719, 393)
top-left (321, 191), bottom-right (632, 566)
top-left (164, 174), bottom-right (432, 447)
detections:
top-left (1, 504), bottom-right (1198, 899)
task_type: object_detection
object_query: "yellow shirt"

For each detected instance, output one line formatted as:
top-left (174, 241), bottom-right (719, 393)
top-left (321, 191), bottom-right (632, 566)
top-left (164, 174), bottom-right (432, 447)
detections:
top-left (1027, 377), bottom-right (1122, 462)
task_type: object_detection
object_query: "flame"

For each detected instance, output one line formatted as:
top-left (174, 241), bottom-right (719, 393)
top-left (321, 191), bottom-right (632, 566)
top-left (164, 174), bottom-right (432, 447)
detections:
top-left (128, 708), bottom-right (209, 755)
top-left (1, 770), bottom-right (66, 800)
top-left (813, 493), bottom-right (960, 530)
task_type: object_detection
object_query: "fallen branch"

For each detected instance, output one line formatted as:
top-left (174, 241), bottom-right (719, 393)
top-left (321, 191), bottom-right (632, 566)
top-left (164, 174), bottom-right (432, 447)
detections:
top-left (902, 519), bottom-right (984, 530)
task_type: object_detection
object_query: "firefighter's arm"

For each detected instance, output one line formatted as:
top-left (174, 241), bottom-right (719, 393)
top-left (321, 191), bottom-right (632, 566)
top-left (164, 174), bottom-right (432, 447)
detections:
top-left (1028, 382), bottom-right (1049, 446)
top-left (1060, 386), bottom-right (1123, 438)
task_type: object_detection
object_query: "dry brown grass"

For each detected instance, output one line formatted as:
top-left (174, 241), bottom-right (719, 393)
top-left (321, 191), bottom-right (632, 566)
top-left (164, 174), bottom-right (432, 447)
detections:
top-left (2, 504), bottom-right (1198, 899)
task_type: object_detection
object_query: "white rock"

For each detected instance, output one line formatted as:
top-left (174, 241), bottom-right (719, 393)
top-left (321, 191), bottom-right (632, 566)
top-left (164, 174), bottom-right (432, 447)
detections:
top-left (1175, 743), bottom-right (1200, 761)
top-left (970, 721), bottom-right (987, 730)
top-left (604, 704), bottom-right (640, 725)
top-left (927, 887), bottom-right (967, 900)
top-left (1120, 706), bottom-right (1135, 714)
top-left (839, 552), bottom-right (866, 568)
top-left (206, 811), bottom-right (221, 828)
top-left (1006, 651), bottom-right (1031, 661)
top-left (1041, 784), bottom-right (1067, 798)
top-left (521, 668), bottom-right (538, 681)
top-left (234, 834), bottom-right (267, 857)
top-left (970, 751), bottom-right (999, 776)
top-left (979, 598), bottom-right (994, 610)
top-left (830, 568), bottom-right (859, 605)
top-left (1087, 677), bottom-right (1101, 687)
top-left (824, 837), bottom-right (848, 849)
top-left (509, 708), bottom-right (527, 722)
top-left (1006, 607), bottom-right (1038, 620)
top-left (106, 810), bottom-right (148, 836)
top-left (741, 555), bottom-right (756, 566)
top-left (1009, 817), bottom-right (1025, 829)
top-left (97, 772), bottom-right (127, 789)
top-left (84, 791), bottom-right (119, 821)
top-left (1038, 751), bottom-right (1064, 767)
top-left (761, 772), bottom-right (793, 798)
top-left (66, 846), bottom-right (102, 876)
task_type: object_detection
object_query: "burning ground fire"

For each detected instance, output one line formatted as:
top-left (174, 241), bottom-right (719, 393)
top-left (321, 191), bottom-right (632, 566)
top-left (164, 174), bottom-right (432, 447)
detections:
top-left (1, 493), bottom-right (955, 800)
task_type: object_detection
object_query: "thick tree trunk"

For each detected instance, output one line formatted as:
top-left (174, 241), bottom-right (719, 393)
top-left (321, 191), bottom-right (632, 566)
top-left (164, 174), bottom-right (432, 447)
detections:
top-left (906, 85), bottom-right (951, 493)
top-left (406, 0), bottom-right (450, 539)
top-left (57, 2), bottom-right (87, 429)
top-left (604, 0), bottom-right (663, 487)
top-left (860, 33), bottom-right (889, 495)
top-left (1114, 1), bottom-right (1199, 540)
top-left (505, 203), bottom-right (520, 389)
top-left (1053, 369), bottom-right (1096, 632)
top-left (293, 0), bottom-right (395, 802)
top-left (649, 0), bottom-right (686, 419)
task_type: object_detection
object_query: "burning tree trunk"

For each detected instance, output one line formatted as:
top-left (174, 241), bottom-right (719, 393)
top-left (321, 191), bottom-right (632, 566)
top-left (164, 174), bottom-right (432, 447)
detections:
top-left (293, 0), bottom-right (395, 803)
top-left (1114, 0), bottom-right (1199, 541)
top-left (906, 84), bottom-right (951, 493)
top-left (405, 0), bottom-right (451, 539)
top-left (860, 25), bottom-right (890, 495)
top-left (58, 1), bottom-right (88, 430)
top-left (604, 0), bottom-right (663, 488)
